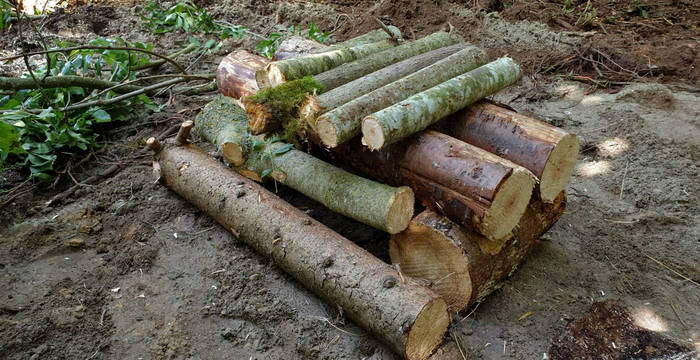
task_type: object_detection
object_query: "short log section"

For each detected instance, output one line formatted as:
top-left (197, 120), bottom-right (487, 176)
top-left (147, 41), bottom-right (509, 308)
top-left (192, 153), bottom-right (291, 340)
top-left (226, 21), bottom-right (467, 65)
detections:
top-left (216, 50), bottom-right (270, 100)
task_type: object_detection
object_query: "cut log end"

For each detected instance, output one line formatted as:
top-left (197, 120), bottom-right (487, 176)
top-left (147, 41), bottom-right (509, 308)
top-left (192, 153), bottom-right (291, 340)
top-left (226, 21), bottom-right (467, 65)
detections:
top-left (386, 187), bottom-right (415, 234)
top-left (361, 116), bottom-right (385, 150)
top-left (479, 167), bottom-right (535, 242)
top-left (221, 142), bottom-right (245, 166)
top-left (540, 133), bottom-right (579, 203)
top-left (244, 101), bottom-right (273, 135)
top-left (390, 223), bottom-right (472, 312)
top-left (299, 95), bottom-right (321, 127)
top-left (405, 297), bottom-right (450, 360)
top-left (316, 115), bottom-right (340, 148)
top-left (267, 63), bottom-right (286, 87)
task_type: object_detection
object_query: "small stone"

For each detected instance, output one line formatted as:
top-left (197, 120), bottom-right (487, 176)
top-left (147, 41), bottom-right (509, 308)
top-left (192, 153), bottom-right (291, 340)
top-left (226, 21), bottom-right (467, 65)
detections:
top-left (73, 305), bottom-right (86, 318)
top-left (68, 237), bottom-right (85, 248)
top-left (58, 288), bottom-right (73, 299)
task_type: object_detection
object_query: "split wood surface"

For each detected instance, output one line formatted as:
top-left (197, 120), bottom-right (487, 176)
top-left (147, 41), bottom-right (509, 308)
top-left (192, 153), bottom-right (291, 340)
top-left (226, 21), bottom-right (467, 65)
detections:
top-left (195, 95), bottom-right (414, 234)
top-left (152, 139), bottom-right (448, 360)
top-left (390, 192), bottom-right (567, 311)
top-left (434, 102), bottom-right (579, 203)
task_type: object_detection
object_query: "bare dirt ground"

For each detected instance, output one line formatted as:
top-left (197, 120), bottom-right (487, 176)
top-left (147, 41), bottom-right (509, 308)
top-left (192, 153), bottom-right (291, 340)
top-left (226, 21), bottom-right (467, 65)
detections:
top-left (1, 1), bottom-right (698, 359)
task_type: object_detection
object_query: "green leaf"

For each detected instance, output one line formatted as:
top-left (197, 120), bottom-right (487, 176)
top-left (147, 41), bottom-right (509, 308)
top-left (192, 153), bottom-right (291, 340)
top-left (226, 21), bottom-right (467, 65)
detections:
top-left (273, 143), bottom-right (293, 155)
top-left (260, 168), bottom-right (271, 179)
top-left (92, 109), bottom-right (112, 123)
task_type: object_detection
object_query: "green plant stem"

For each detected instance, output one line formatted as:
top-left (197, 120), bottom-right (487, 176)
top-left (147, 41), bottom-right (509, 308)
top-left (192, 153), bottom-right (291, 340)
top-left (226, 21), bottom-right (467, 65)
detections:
top-left (0, 46), bottom-right (188, 74)
top-left (131, 43), bottom-right (197, 71)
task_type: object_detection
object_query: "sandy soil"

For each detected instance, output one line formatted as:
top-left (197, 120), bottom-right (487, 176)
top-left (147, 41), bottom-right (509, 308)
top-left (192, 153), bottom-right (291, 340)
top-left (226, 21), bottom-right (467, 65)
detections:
top-left (1, 1), bottom-right (698, 359)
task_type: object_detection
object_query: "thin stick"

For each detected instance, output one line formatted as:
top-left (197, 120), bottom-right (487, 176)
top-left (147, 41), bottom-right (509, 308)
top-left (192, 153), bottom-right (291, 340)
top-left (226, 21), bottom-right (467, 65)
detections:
top-left (670, 303), bottom-right (688, 329)
top-left (375, 18), bottom-right (399, 41)
top-left (619, 160), bottom-right (629, 199)
top-left (131, 43), bottom-right (197, 71)
top-left (450, 331), bottom-right (468, 360)
top-left (645, 254), bottom-right (699, 287)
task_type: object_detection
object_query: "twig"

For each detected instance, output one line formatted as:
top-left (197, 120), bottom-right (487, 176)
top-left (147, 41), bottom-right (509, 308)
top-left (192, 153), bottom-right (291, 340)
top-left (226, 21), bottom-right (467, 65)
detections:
top-left (131, 43), bottom-right (197, 71)
top-left (619, 161), bottom-right (629, 199)
top-left (375, 18), bottom-right (399, 41)
top-left (0, 45), bottom-right (188, 74)
top-left (12, 2), bottom-right (39, 86)
top-left (670, 303), bottom-right (688, 329)
top-left (460, 301), bottom-right (482, 322)
top-left (317, 317), bottom-right (362, 337)
top-left (450, 331), bottom-right (468, 360)
top-left (645, 254), bottom-right (699, 287)
top-left (0, 75), bottom-right (145, 93)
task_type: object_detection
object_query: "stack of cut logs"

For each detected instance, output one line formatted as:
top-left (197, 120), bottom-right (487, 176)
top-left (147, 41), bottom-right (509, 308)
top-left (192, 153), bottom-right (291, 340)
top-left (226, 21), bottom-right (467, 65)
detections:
top-left (149, 27), bottom-right (579, 360)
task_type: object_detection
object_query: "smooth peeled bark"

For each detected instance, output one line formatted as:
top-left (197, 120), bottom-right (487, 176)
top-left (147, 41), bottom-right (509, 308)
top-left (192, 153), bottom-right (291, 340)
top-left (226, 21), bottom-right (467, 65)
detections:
top-left (312, 31), bottom-right (454, 91)
top-left (215, 50), bottom-right (270, 100)
top-left (154, 142), bottom-right (448, 360)
top-left (196, 95), bottom-right (414, 234)
top-left (256, 40), bottom-right (395, 88)
top-left (300, 43), bottom-right (479, 126)
top-left (434, 102), bottom-right (580, 203)
top-left (273, 36), bottom-right (326, 60)
top-left (361, 57), bottom-right (521, 150)
top-left (333, 130), bottom-right (535, 243)
top-left (389, 192), bottom-right (567, 312)
top-left (315, 46), bottom-right (492, 148)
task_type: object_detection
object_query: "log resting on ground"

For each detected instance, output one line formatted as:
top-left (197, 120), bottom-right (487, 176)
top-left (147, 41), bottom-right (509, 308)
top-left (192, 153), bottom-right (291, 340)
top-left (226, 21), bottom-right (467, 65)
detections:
top-left (152, 140), bottom-right (448, 359)
top-left (215, 50), bottom-right (270, 100)
top-left (434, 102), bottom-right (579, 203)
top-left (315, 46), bottom-right (490, 148)
top-left (300, 43), bottom-right (482, 127)
top-left (390, 192), bottom-right (567, 312)
top-left (273, 36), bottom-right (326, 60)
top-left (361, 57), bottom-right (521, 150)
top-left (332, 130), bottom-right (535, 243)
top-left (196, 95), bottom-right (414, 234)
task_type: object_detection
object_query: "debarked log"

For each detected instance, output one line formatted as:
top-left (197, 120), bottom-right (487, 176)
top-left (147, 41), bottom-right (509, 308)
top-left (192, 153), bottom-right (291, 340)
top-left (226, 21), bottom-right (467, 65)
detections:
top-left (152, 140), bottom-right (449, 360)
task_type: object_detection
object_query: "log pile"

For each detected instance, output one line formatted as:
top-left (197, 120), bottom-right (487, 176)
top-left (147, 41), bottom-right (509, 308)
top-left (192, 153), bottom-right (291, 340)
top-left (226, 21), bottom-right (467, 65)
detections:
top-left (149, 28), bottom-right (580, 359)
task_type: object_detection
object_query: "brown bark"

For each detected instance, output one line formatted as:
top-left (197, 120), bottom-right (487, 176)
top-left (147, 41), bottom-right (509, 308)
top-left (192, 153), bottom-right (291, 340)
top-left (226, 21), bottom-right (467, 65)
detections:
top-left (389, 192), bottom-right (567, 312)
top-left (434, 102), bottom-right (580, 203)
top-left (332, 130), bottom-right (535, 243)
top-left (216, 50), bottom-right (270, 99)
top-left (152, 141), bottom-right (449, 360)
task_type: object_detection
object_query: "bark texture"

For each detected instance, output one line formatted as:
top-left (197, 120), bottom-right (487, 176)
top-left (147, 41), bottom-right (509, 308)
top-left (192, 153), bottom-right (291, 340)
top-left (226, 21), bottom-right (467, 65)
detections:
top-left (215, 50), bottom-right (270, 100)
top-left (315, 46), bottom-right (490, 147)
top-left (390, 192), bottom-right (567, 311)
top-left (300, 43), bottom-right (476, 126)
top-left (361, 57), bottom-right (521, 149)
top-left (196, 95), bottom-right (414, 234)
top-left (434, 102), bottom-right (580, 203)
top-left (273, 36), bottom-right (326, 60)
top-left (256, 40), bottom-right (395, 88)
top-left (312, 31), bottom-right (454, 91)
top-left (332, 130), bottom-right (535, 242)
top-left (154, 142), bottom-right (448, 359)
top-left (309, 26), bottom-right (401, 54)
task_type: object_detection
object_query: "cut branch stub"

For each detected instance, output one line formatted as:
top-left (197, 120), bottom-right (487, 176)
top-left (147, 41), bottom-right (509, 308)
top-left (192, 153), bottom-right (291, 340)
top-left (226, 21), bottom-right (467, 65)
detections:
top-left (390, 192), bottom-right (567, 311)
top-left (434, 102), bottom-right (580, 203)
top-left (154, 142), bottom-right (448, 359)
top-left (361, 57), bottom-right (521, 150)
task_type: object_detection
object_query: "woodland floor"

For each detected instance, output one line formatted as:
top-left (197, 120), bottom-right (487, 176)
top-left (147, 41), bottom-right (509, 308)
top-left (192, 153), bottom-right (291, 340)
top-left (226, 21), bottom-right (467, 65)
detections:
top-left (0, 1), bottom-right (698, 359)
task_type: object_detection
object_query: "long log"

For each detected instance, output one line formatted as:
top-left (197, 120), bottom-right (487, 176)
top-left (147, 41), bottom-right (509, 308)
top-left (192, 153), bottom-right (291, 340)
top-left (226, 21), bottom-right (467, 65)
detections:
top-left (390, 192), bottom-right (566, 312)
top-left (315, 46), bottom-right (492, 148)
top-left (308, 26), bottom-right (401, 55)
top-left (361, 57), bottom-right (521, 150)
top-left (434, 102), bottom-right (579, 203)
top-left (256, 40), bottom-right (395, 88)
top-left (196, 95), bottom-right (414, 234)
top-left (300, 43), bottom-right (484, 127)
top-left (335, 131), bottom-right (535, 243)
top-left (216, 50), bottom-right (270, 100)
top-left (152, 139), bottom-right (449, 360)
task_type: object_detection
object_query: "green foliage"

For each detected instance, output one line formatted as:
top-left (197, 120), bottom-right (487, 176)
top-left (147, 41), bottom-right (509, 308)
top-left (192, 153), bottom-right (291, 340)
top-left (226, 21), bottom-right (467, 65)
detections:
top-left (255, 23), bottom-right (331, 58)
top-left (140, 0), bottom-right (246, 40)
top-left (629, 1), bottom-right (652, 19)
top-left (0, 1), bottom-right (11, 30)
top-left (255, 32), bottom-right (285, 58)
top-left (307, 21), bottom-right (329, 44)
top-left (0, 37), bottom-right (162, 180)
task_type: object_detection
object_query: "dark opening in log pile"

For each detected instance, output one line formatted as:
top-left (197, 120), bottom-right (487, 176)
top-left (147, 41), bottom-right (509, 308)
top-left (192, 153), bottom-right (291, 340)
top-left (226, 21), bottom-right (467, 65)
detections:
top-left (151, 28), bottom-right (581, 360)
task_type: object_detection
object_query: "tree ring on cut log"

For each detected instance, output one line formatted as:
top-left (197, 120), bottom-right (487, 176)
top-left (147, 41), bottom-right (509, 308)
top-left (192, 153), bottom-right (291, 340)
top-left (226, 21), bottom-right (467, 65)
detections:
top-left (390, 222), bottom-right (472, 311)
top-left (316, 114), bottom-right (340, 148)
top-left (221, 142), bottom-right (245, 167)
top-left (479, 167), bottom-right (535, 242)
top-left (405, 297), bottom-right (450, 360)
top-left (540, 133), bottom-right (579, 203)
top-left (361, 115), bottom-right (385, 150)
top-left (386, 187), bottom-right (415, 234)
top-left (299, 95), bottom-right (321, 127)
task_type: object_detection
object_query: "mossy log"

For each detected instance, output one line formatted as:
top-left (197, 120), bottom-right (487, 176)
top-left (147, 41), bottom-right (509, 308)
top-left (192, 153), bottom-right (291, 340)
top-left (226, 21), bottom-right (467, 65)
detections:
top-left (312, 31), bottom-right (454, 92)
top-left (434, 102), bottom-right (580, 203)
top-left (300, 43), bottom-right (478, 127)
top-left (315, 46), bottom-right (490, 148)
top-left (361, 57), bottom-right (521, 150)
top-left (256, 40), bottom-right (395, 88)
top-left (152, 140), bottom-right (448, 360)
top-left (273, 36), bottom-right (326, 60)
top-left (215, 50), bottom-right (270, 100)
top-left (390, 192), bottom-right (566, 312)
top-left (196, 95), bottom-right (414, 234)
top-left (335, 130), bottom-right (535, 243)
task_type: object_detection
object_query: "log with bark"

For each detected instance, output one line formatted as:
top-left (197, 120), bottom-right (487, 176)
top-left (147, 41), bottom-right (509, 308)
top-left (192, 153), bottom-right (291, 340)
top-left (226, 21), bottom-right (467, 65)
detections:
top-left (334, 131), bottom-right (536, 243)
top-left (433, 102), bottom-right (579, 203)
top-left (315, 46), bottom-right (490, 148)
top-left (300, 43), bottom-right (485, 127)
top-left (361, 57), bottom-right (521, 150)
top-left (255, 40), bottom-right (395, 88)
top-left (273, 36), bottom-right (326, 60)
top-left (390, 191), bottom-right (567, 312)
top-left (150, 134), bottom-right (449, 360)
top-left (195, 95), bottom-right (414, 234)
top-left (244, 32), bottom-right (457, 135)
top-left (216, 50), bottom-right (270, 100)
